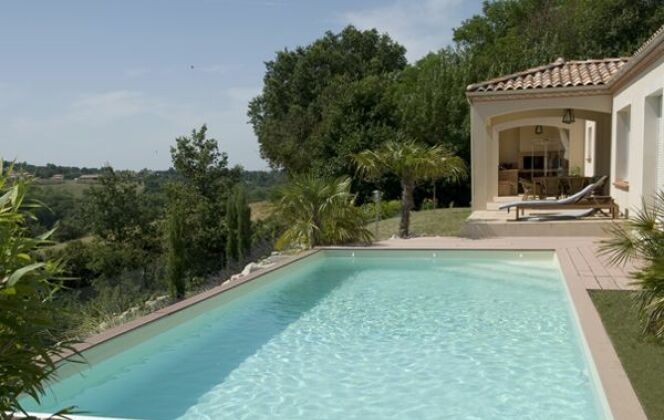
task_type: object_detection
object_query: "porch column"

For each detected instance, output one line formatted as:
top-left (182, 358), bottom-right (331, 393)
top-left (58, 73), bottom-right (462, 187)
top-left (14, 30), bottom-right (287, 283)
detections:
top-left (470, 105), bottom-right (493, 210)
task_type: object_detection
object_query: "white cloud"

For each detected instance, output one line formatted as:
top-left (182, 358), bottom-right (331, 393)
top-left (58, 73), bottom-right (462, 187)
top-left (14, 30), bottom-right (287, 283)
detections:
top-left (344, 0), bottom-right (473, 61)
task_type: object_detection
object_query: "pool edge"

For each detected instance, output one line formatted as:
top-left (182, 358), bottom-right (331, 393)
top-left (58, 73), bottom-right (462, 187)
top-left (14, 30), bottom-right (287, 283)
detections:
top-left (58, 249), bottom-right (322, 363)
top-left (47, 238), bottom-right (646, 420)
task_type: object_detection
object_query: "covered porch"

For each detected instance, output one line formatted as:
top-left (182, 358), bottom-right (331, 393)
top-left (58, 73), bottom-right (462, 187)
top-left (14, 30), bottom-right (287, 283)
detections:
top-left (463, 58), bottom-right (627, 237)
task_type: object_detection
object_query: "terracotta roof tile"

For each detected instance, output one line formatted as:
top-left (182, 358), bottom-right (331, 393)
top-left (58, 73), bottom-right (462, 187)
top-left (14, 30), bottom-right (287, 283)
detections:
top-left (467, 57), bottom-right (629, 93)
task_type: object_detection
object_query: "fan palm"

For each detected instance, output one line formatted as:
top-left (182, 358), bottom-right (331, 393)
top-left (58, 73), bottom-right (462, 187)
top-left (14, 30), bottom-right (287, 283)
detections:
top-left (600, 191), bottom-right (664, 338)
top-left (274, 175), bottom-right (372, 250)
top-left (353, 140), bottom-right (466, 238)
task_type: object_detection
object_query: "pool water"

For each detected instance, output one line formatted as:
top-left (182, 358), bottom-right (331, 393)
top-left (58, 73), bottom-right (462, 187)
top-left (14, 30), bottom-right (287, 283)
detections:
top-left (24, 251), bottom-right (608, 419)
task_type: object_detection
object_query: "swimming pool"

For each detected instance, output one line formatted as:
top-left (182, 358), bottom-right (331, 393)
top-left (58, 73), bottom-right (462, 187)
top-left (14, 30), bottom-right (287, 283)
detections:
top-left (23, 250), bottom-right (610, 419)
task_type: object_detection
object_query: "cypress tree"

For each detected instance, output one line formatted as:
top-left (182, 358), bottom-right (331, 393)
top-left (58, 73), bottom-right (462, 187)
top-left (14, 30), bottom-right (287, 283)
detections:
top-left (166, 202), bottom-right (186, 299)
top-left (225, 189), bottom-right (239, 264)
top-left (236, 187), bottom-right (252, 261)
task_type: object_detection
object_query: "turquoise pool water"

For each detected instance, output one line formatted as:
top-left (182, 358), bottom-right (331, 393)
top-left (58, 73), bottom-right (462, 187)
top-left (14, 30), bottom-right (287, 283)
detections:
top-left (24, 251), bottom-right (608, 419)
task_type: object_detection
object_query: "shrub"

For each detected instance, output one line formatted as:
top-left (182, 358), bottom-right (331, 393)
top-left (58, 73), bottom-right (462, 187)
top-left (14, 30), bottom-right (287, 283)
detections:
top-left (0, 163), bottom-right (77, 416)
top-left (274, 175), bottom-right (373, 249)
top-left (421, 198), bottom-right (436, 210)
top-left (601, 190), bottom-right (664, 338)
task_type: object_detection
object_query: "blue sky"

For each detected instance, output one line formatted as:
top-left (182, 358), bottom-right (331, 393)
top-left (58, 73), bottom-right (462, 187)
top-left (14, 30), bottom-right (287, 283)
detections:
top-left (0, 0), bottom-right (483, 170)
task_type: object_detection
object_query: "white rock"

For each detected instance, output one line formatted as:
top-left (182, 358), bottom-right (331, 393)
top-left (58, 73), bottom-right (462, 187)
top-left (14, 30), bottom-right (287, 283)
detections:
top-left (241, 262), bottom-right (260, 276)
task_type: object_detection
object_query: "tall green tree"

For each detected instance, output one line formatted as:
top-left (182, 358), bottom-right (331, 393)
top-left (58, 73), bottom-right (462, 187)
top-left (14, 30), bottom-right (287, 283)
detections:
top-left (225, 187), bottom-right (252, 264)
top-left (225, 189), bottom-right (239, 263)
top-left (165, 200), bottom-right (186, 299)
top-left (169, 125), bottom-right (241, 274)
top-left (171, 125), bottom-right (239, 201)
top-left (83, 166), bottom-right (147, 245)
top-left (235, 187), bottom-right (252, 261)
top-left (353, 141), bottom-right (467, 238)
top-left (248, 26), bottom-right (406, 174)
top-left (0, 162), bottom-right (76, 416)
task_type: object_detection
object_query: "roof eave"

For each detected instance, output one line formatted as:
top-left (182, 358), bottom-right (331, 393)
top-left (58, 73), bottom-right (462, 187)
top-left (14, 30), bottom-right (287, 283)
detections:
top-left (606, 31), bottom-right (664, 92)
top-left (466, 84), bottom-right (611, 102)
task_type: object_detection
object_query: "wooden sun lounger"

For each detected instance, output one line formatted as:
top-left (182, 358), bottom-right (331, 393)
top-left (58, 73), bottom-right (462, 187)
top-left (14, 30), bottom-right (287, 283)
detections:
top-left (513, 196), bottom-right (618, 221)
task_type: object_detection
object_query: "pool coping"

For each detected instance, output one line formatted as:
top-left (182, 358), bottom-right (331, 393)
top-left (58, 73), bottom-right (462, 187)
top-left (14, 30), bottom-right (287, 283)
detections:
top-left (47, 238), bottom-right (645, 420)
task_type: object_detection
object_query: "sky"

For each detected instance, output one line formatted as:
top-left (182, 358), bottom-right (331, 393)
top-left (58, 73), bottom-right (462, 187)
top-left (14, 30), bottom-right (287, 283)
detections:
top-left (0, 0), bottom-right (484, 171)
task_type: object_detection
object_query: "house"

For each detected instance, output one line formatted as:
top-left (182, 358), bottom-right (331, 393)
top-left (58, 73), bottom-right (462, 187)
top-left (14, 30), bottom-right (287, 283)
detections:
top-left (466, 24), bottom-right (664, 220)
top-left (50, 174), bottom-right (65, 183)
top-left (76, 174), bottom-right (100, 183)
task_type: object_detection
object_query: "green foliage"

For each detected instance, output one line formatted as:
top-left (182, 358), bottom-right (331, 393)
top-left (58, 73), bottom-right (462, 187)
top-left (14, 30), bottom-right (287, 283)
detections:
top-left (169, 126), bottom-right (241, 274)
top-left (274, 175), bottom-right (373, 250)
top-left (3, 160), bottom-right (99, 180)
top-left (363, 199), bottom-right (402, 220)
top-left (171, 125), bottom-right (241, 201)
top-left (83, 166), bottom-right (153, 246)
top-left (420, 198), bottom-right (436, 211)
top-left (353, 140), bottom-right (467, 238)
top-left (225, 189), bottom-right (239, 263)
top-left (226, 187), bottom-right (253, 263)
top-left (166, 201), bottom-right (186, 299)
top-left (235, 187), bottom-right (252, 261)
top-left (454, 0), bottom-right (664, 80)
top-left (601, 191), bottom-right (664, 338)
top-left (249, 26), bottom-right (406, 174)
top-left (0, 162), bottom-right (77, 417)
top-left (250, 2), bottom-right (662, 207)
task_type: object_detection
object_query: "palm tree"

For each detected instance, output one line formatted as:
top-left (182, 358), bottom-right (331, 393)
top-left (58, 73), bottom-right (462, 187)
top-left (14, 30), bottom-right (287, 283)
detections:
top-left (600, 190), bottom-right (664, 338)
top-left (353, 140), bottom-right (466, 238)
top-left (274, 175), bottom-right (372, 250)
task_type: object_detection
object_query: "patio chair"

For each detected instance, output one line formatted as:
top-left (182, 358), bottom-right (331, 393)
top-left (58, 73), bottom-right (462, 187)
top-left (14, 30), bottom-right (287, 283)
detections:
top-left (499, 176), bottom-right (617, 220)
top-left (562, 176), bottom-right (587, 196)
top-left (519, 178), bottom-right (542, 200)
top-left (540, 177), bottom-right (562, 198)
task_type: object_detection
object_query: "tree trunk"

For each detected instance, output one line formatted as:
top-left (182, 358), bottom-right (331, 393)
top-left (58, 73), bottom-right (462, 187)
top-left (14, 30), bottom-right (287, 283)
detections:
top-left (399, 180), bottom-right (415, 238)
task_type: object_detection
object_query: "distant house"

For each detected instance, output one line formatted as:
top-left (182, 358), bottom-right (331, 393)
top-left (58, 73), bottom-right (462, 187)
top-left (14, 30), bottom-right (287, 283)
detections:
top-left (76, 174), bottom-right (100, 183)
top-left (466, 24), bottom-right (664, 216)
top-left (50, 174), bottom-right (65, 183)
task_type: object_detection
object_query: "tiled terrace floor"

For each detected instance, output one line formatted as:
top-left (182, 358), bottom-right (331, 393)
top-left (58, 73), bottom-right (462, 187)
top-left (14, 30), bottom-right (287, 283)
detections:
top-left (371, 236), bottom-right (639, 290)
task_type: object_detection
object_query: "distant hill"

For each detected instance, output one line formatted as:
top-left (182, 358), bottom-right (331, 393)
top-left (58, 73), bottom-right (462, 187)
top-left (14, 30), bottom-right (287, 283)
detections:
top-left (6, 160), bottom-right (285, 202)
top-left (5, 160), bottom-right (100, 180)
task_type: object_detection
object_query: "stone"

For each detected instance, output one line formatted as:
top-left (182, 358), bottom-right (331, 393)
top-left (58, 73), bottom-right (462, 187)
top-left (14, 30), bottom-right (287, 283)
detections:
top-left (241, 262), bottom-right (260, 276)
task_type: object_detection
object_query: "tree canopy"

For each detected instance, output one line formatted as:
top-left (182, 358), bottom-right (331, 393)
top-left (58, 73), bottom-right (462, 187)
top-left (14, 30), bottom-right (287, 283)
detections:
top-left (248, 26), bottom-right (407, 175)
top-left (249, 1), bottom-right (663, 207)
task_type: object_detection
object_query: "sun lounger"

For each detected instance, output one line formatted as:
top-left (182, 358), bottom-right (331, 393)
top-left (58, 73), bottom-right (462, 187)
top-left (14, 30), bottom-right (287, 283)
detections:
top-left (518, 208), bottom-right (596, 221)
top-left (499, 176), bottom-right (617, 220)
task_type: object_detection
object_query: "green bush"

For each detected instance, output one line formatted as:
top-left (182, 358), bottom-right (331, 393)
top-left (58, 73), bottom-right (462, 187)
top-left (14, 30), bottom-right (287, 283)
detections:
top-left (421, 198), bottom-right (436, 211)
top-left (274, 175), bottom-right (373, 249)
top-left (601, 190), bottom-right (664, 338)
top-left (0, 163), bottom-right (77, 416)
top-left (363, 200), bottom-right (402, 220)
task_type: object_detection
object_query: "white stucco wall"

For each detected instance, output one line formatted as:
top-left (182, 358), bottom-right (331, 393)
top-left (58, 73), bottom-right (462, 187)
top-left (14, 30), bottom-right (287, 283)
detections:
top-left (611, 55), bottom-right (664, 213)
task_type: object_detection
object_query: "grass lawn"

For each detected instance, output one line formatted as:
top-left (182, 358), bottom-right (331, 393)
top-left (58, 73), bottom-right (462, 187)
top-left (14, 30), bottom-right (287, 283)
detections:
top-left (371, 207), bottom-right (471, 241)
top-left (249, 201), bottom-right (274, 221)
top-left (590, 290), bottom-right (664, 419)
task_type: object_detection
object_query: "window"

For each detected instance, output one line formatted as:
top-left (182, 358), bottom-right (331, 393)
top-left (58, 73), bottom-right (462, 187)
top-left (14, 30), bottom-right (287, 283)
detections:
top-left (645, 93), bottom-right (663, 193)
top-left (615, 107), bottom-right (631, 182)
